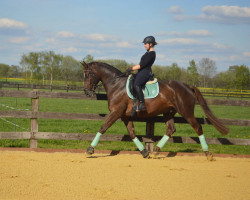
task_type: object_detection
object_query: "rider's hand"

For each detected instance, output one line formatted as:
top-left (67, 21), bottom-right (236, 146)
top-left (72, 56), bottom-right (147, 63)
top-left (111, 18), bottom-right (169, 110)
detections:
top-left (126, 67), bottom-right (133, 73)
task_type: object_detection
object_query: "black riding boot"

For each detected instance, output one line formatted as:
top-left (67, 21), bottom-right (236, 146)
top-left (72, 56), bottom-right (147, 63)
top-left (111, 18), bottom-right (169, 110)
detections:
top-left (135, 85), bottom-right (147, 111)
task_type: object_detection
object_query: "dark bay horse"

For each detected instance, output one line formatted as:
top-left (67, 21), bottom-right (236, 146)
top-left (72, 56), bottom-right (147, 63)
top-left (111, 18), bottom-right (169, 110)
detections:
top-left (81, 61), bottom-right (229, 160)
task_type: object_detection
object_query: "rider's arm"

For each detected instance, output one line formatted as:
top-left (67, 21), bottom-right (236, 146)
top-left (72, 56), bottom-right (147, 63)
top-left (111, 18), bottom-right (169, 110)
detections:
top-left (131, 64), bottom-right (140, 70)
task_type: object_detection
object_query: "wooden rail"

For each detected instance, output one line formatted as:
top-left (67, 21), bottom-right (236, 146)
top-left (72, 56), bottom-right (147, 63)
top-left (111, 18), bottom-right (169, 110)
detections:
top-left (1, 82), bottom-right (250, 98)
top-left (0, 90), bottom-right (250, 150)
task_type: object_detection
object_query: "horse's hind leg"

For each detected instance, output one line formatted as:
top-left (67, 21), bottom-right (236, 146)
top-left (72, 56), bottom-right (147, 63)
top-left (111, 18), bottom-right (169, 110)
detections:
top-left (123, 118), bottom-right (149, 158)
top-left (185, 116), bottom-right (215, 161)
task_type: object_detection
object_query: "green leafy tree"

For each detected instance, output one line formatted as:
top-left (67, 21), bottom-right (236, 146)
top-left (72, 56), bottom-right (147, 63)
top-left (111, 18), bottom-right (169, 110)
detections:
top-left (83, 54), bottom-right (94, 63)
top-left (20, 54), bottom-right (30, 83)
top-left (61, 55), bottom-right (79, 85)
top-left (187, 60), bottom-right (199, 86)
top-left (20, 52), bottom-right (40, 83)
top-left (168, 63), bottom-right (181, 81)
top-left (97, 59), bottom-right (130, 72)
top-left (213, 71), bottom-right (235, 89)
top-left (234, 65), bottom-right (249, 89)
top-left (9, 65), bottom-right (22, 78)
top-left (0, 63), bottom-right (10, 81)
top-left (43, 51), bottom-right (63, 85)
top-left (152, 65), bottom-right (169, 81)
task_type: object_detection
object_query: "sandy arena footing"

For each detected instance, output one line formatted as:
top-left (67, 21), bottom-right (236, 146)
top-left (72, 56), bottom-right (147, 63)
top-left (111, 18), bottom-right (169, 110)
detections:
top-left (0, 148), bottom-right (249, 200)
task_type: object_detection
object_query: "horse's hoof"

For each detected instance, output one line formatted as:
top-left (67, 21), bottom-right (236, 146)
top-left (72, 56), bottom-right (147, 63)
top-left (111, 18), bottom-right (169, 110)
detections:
top-left (153, 151), bottom-right (160, 157)
top-left (141, 149), bottom-right (150, 158)
top-left (205, 151), bottom-right (216, 161)
top-left (86, 146), bottom-right (94, 155)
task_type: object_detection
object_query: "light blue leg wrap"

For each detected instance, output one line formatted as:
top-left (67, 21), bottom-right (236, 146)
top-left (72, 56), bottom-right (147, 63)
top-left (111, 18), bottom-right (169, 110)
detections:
top-left (132, 137), bottom-right (144, 151)
top-left (91, 132), bottom-right (102, 148)
top-left (157, 135), bottom-right (170, 149)
top-left (199, 134), bottom-right (208, 151)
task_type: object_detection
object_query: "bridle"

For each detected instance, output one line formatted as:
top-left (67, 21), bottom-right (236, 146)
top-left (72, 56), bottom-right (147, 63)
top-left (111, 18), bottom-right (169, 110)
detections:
top-left (83, 68), bottom-right (99, 96)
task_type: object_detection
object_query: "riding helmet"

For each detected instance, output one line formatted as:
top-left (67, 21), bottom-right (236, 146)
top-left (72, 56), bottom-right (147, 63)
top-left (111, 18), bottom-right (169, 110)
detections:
top-left (142, 36), bottom-right (157, 45)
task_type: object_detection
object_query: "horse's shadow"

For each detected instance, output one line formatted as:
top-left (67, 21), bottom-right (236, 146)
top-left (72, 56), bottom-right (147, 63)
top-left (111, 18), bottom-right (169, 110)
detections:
top-left (86, 150), bottom-right (120, 158)
top-left (86, 149), bottom-right (198, 159)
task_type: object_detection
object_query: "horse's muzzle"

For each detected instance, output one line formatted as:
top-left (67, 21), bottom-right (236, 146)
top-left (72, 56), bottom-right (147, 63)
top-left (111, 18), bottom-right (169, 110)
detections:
top-left (84, 89), bottom-right (95, 97)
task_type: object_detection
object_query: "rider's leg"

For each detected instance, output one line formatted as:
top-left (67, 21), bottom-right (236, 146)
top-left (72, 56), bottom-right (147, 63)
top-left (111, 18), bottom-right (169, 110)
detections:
top-left (134, 85), bottom-right (146, 111)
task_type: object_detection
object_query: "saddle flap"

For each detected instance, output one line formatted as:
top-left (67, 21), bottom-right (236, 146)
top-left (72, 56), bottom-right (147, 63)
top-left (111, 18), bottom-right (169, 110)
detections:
top-left (126, 75), bottom-right (159, 99)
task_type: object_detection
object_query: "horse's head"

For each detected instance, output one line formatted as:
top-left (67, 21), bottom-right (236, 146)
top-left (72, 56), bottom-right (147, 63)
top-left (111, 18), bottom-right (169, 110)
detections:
top-left (80, 61), bottom-right (100, 97)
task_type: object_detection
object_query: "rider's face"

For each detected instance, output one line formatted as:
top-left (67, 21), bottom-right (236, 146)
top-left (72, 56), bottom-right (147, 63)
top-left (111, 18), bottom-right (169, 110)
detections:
top-left (144, 43), bottom-right (152, 51)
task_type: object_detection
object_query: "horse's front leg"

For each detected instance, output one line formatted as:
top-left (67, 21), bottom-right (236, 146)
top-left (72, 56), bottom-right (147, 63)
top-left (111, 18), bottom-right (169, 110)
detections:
top-left (86, 111), bottom-right (121, 155)
top-left (123, 118), bottom-right (149, 158)
top-left (154, 118), bottom-right (176, 155)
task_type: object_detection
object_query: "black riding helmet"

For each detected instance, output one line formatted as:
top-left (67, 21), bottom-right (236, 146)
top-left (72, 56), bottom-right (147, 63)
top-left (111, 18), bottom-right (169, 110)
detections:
top-left (142, 36), bottom-right (157, 45)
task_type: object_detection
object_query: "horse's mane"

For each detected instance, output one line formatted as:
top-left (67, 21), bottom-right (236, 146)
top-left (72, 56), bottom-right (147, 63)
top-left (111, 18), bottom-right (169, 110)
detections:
top-left (91, 62), bottom-right (123, 76)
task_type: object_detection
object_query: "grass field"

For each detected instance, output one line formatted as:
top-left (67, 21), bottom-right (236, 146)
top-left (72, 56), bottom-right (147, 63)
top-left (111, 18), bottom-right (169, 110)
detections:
top-left (0, 95), bottom-right (250, 154)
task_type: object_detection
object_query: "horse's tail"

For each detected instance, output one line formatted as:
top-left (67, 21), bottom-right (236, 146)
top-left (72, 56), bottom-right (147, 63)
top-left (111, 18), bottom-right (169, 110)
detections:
top-left (190, 86), bottom-right (229, 135)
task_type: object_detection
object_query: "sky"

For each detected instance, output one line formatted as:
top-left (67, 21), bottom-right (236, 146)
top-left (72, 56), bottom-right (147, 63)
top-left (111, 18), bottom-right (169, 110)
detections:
top-left (0, 0), bottom-right (250, 72)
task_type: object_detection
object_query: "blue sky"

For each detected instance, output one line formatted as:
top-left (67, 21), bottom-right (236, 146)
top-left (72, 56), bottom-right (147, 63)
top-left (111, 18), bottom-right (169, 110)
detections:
top-left (0, 0), bottom-right (250, 71)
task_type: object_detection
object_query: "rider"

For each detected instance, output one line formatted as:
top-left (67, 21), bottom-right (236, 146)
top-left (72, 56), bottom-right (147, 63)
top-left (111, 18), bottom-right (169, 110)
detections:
top-left (128, 36), bottom-right (157, 112)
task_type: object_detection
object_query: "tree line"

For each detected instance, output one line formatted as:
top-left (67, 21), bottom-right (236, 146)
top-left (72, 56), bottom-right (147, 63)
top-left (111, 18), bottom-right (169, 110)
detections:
top-left (0, 51), bottom-right (249, 89)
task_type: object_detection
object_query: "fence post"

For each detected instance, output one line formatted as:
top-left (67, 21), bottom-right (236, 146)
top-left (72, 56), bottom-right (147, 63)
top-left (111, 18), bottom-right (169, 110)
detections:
top-left (30, 89), bottom-right (39, 148)
top-left (145, 122), bottom-right (154, 152)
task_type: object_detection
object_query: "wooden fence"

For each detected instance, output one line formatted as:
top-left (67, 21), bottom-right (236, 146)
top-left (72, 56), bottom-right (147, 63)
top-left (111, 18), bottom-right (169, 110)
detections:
top-left (1, 82), bottom-right (250, 99)
top-left (0, 90), bottom-right (250, 151)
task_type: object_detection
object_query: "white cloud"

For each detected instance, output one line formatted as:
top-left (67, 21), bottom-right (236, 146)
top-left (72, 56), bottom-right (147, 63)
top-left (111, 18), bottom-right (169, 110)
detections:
top-left (45, 38), bottom-right (56, 43)
top-left (167, 6), bottom-right (191, 21)
top-left (160, 38), bottom-right (204, 45)
top-left (156, 54), bottom-right (165, 59)
top-left (157, 30), bottom-right (214, 37)
top-left (87, 49), bottom-right (101, 54)
top-left (199, 5), bottom-right (250, 24)
top-left (116, 42), bottom-right (134, 48)
top-left (60, 47), bottom-right (78, 53)
top-left (9, 37), bottom-right (30, 44)
top-left (229, 55), bottom-right (241, 61)
top-left (0, 18), bottom-right (28, 29)
top-left (168, 6), bottom-right (185, 14)
top-left (57, 31), bottom-right (75, 38)
top-left (186, 30), bottom-right (214, 37)
top-left (212, 43), bottom-right (231, 50)
top-left (243, 52), bottom-right (250, 57)
top-left (82, 33), bottom-right (118, 42)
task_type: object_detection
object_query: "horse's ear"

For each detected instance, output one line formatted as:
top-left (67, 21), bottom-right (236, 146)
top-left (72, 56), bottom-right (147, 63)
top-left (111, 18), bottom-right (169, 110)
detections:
top-left (80, 61), bottom-right (88, 69)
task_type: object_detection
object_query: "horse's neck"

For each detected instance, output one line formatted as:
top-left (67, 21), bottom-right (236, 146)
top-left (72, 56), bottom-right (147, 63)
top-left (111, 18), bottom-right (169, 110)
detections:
top-left (101, 73), bottom-right (119, 93)
top-left (96, 67), bottom-right (120, 93)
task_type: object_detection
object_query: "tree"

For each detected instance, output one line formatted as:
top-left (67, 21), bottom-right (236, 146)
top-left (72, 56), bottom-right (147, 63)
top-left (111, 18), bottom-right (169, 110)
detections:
top-left (0, 63), bottom-right (10, 81)
top-left (187, 59), bottom-right (199, 86)
top-left (9, 65), bottom-right (22, 78)
top-left (20, 54), bottom-right (29, 83)
top-left (19, 52), bottom-right (40, 83)
top-left (198, 58), bottom-right (217, 87)
top-left (152, 65), bottom-right (168, 81)
top-left (83, 54), bottom-right (94, 63)
top-left (61, 55), bottom-right (79, 85)
top-left (213, 71), bottom-right (235, 89)
top-left (235, 65), bottom-right (249, 90)
top-left (168, 63), bottom-right (181, 81)
top-left (43, 51), bottom-right (63, 85)
top-left (28, 52), bottom-right (40, 81)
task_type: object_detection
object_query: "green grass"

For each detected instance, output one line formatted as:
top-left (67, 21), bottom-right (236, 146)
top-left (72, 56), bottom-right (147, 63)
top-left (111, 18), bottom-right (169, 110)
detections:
top-left (0, 95), bottom-right (249, 154)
